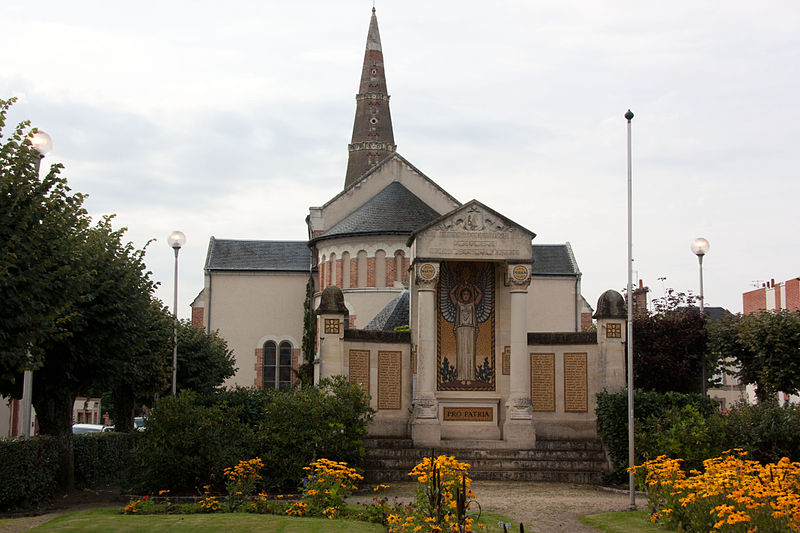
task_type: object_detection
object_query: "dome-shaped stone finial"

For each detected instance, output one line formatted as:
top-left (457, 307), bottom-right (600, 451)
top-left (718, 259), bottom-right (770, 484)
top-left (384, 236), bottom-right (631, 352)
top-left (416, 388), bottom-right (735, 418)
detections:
top-left (316, 286), bottom-right (348, 314)
top-left (593, 290), bottom-right (627, 319)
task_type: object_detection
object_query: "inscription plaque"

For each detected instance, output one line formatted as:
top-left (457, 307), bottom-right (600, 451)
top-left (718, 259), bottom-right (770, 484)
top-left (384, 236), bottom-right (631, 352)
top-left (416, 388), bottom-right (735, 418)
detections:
top-left (419, 263), bottom-right (436, 280)
top-left (348, 350), bottom-right (370, 393)
top-left (443, 407), bottom-right (493, 422)
top-left (378, 351), bottom-right (402, 410)
top-left (512, 265), bottom-right (529, 281)
top-left (530, 353), bottom-right (555, 412)
top-left (564, 352), bottom-right (588, 413)
top-left (502, 346), bottom-right (511, 375)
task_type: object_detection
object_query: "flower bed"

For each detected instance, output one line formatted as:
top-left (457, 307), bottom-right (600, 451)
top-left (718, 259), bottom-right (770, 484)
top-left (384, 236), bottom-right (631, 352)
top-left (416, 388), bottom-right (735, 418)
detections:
top-left (632, 450), bottom-right (800, 532)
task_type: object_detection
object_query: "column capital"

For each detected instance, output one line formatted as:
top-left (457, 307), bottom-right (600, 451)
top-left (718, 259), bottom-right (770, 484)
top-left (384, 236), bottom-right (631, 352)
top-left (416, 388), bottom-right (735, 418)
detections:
top-left (505, 263), bottom-right (531, 290)
top-left (415, 261), bottom-right (440, 290)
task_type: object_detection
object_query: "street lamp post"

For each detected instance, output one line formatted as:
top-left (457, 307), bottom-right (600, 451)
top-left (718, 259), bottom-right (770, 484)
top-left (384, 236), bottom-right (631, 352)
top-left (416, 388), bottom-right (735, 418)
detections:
top-left (691, 237), bottom-right (710, 394)
top-left (168, 231), bottom-right (186, 395)
top-left (20, 131), bottom-right (53, 437)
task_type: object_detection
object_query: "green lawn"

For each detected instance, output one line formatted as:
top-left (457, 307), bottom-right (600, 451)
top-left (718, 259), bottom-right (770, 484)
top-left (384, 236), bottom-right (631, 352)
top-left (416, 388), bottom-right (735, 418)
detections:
top-left (21, 507), bottom-right (522, 532)
top-left (28, 508), bottom-right (385, 532)
top-left (579, 510), bottom-right (662, 533)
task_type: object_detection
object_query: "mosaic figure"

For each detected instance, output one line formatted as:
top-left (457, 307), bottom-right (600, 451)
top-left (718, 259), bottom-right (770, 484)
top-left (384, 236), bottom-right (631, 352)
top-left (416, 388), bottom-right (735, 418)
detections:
top-left (439, 262), bottom-right (493, 381)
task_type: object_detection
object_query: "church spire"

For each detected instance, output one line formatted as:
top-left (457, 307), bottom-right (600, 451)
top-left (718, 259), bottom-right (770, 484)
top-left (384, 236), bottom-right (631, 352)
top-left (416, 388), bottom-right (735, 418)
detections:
top-left (344, 7), bottom-right (396, 189)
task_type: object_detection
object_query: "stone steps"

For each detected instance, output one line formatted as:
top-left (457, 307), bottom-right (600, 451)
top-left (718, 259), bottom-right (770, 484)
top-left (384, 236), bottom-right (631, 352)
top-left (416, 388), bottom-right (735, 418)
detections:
top-left (362, 438), bottom-right (609, 484)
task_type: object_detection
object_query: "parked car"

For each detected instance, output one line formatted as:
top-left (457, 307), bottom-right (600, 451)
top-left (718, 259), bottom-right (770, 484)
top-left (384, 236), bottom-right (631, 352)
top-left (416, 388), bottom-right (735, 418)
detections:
top-left (134, 416), bottom-right (147, 431)
top-left (71, 424), bottom-right (111, 434)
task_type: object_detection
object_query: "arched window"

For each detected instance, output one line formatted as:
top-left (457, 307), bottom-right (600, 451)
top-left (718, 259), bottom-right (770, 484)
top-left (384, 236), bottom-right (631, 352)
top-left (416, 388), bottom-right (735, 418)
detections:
top-left (357, 250), bottom-right (368, 288)
top-left (263, 340), bottom-right (293, 390)
top-left (375, 250), bottom-right (386, 288)
top-left (395, 251), bottom-right (405, 283)
top-left (342, 251), bottom-right (351, 289)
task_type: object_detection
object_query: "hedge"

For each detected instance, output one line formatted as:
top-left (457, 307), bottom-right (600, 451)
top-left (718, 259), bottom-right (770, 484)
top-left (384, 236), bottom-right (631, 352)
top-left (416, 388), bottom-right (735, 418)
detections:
top-left (0, 436), bottom-right (59, 511)
top-left (596, 389), bottom-right (718, 483)
top-left (74, 432), bottom-right (136, 489)
top-left (130, 377), bottom-right (375, 493)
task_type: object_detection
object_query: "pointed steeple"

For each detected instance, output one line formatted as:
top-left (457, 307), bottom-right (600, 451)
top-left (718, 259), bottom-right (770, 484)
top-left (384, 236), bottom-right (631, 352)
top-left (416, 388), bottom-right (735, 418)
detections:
top-left (344, 7), bottom-right (396, 189)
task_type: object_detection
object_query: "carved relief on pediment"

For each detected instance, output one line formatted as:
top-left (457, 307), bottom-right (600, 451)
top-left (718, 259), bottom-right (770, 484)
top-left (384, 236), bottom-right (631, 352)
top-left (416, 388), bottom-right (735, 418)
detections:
top-left (435, 205), bottom-right (514, 234)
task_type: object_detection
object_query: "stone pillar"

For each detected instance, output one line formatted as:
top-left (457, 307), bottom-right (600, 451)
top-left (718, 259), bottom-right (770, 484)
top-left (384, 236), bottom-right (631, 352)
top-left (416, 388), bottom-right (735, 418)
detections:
top-left (411, 262), bottom-right (441, 447)
top-left (593, 290), bottom-right (628, 393)
top-left (503, 264), bottom-right (536, 449)
top-left (315, 286), bottom-right (348, 381)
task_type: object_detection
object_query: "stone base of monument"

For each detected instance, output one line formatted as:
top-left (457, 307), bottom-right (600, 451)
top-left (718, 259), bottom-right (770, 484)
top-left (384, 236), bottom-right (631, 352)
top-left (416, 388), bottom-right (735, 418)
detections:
top-left (502, 418), bottom-right (537, 450)
top-left (369, 416), bottom-right (411, 437)
top-left (411, 418), bottom-right (441, 447)
top-left (362, 437), bottom-right (608, 484)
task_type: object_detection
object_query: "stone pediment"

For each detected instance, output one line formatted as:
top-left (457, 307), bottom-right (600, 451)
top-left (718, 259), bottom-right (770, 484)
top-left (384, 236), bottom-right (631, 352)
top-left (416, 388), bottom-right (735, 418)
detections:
top-left (408, 200), bottom-right (535, 262)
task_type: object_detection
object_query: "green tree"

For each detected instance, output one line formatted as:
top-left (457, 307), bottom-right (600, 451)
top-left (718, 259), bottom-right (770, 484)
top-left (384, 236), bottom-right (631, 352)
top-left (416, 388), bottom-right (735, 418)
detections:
top-left (170, 319), bottom-right (236, 396)
top-left (297, 275), bottom-right (316, 387)
top-left (28, 218), bottom-right (171, 488)
top-left (632, 289), bottom-right (711, 393)
top-left (0, 99), bottom-right (172, 490)
top-left (709, 310), bottom-right (800, 402)
top-left (0, 97), bottom-right (89, 379)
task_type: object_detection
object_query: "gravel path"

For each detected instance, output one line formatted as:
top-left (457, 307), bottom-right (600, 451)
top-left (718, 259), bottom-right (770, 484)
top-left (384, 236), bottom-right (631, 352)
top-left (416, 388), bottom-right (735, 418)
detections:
top-left (360, 481), bottom-right (636, 533)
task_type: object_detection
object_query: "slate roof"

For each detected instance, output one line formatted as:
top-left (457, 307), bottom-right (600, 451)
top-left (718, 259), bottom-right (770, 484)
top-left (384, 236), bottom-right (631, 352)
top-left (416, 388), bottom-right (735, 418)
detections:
top-left (321, 152), bottom-right (460, 210)
top-left (531, 244), bottom-right (579, 276)
top-left (365, 290), bottom-right (409, 331)
top-left (315, 182), bottom-right (440, 242)
top-left (205, 238), bottom-right (310, 271)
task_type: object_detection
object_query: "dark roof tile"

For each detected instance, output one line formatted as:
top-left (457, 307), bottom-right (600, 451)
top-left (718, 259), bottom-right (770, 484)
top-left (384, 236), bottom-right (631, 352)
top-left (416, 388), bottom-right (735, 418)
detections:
top-left (531, 245), bottom-right (578, 275)
top-left (206, 238), bottom-right (309, 271)
top-left (365, 290), bottom-right (409, 331)
top-left (318, 182), bottom-right (440, 241)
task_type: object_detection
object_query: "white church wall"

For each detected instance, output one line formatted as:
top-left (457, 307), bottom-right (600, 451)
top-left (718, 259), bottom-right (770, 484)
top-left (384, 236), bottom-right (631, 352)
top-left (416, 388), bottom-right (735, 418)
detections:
top-left (528, 276), bottom-right (580, 332)
top-left (206, 271), bottom-right (307, 388)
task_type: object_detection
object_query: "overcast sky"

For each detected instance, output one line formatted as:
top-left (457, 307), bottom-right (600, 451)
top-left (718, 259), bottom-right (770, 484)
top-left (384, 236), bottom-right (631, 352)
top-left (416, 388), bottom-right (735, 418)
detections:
top-left (2, 1), bottom-right (799, 319)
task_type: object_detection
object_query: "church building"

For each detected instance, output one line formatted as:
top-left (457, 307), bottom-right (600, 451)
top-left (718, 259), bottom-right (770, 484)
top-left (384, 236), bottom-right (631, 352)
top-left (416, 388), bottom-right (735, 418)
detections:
top-left (191, 8), bottom-right (627, 451)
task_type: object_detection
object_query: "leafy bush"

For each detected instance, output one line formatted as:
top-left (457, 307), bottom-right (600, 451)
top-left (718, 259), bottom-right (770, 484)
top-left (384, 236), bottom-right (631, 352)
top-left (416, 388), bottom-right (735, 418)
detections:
top-left (723, 399), bottom-right (800, 464)
top-left (73, 432), bottom-right (136, 489)
top-left (257, 377), bottom-right (373, 490)
top-left (636, 404), bottom-right (727, 473)
top-left (0, 436), bottom-right (59, 511)
top-left (218, 376), bottom-right (374, 491)
top-left (596, 389), bottom-right (719, 483)
top-left (131, 377), bottom-right (373, 494)
top-left (128, 391), bottom-right (254, 493)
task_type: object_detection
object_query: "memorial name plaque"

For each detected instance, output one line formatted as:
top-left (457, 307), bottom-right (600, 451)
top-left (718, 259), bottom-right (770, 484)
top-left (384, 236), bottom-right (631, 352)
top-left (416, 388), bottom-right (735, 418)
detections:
top-left (530, 353), bottom-right (556, 412)
top-left (348, 350), bottom-right (370, 392)
top-left (443, 407), bottom-right (493, 422)
top-left (378, 351), bottom-right (402, 410)
top-left (564, 352), bottom-right (588, 413)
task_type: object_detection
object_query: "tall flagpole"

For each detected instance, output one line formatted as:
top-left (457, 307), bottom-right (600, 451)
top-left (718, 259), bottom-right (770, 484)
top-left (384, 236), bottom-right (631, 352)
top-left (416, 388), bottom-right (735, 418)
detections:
top-left (625, 109), bottom-right (636, 509)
